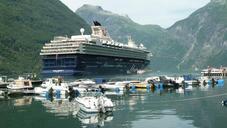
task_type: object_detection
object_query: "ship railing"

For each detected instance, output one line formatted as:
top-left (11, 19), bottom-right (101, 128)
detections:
top-left (43, 45), bottom-right (79, 49)
top-left (41, 48), bottom-right (79, 52)
top-left (45, 42), bottom-right (83, 46)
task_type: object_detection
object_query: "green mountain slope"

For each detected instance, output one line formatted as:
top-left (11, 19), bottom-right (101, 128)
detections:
top-left (0, 0), bottom-right (89, 76)
top-left (168, 0), bottom-right (227, 70)
top-left (76, 4), bottom-right (186, 72)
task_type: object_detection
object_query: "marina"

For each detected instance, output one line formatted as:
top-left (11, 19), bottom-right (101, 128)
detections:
top-left (0, 74), bottom-right (226, 128)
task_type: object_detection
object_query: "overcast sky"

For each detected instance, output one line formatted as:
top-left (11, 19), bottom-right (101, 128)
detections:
top-left (60, 0), bottom-right (210, 28)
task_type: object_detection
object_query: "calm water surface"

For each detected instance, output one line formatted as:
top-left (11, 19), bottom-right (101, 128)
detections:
top-left (0, 78), bottom-right (226, 128)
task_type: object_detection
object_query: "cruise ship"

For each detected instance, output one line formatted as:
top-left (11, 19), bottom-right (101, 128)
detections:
top-left (40, 22), bottom-right (152, 75)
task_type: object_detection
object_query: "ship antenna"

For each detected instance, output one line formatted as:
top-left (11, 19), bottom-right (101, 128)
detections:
top-left (128, 36), bottom-right (132, 42)
top-left (80, 28), bottom-right (85, 35)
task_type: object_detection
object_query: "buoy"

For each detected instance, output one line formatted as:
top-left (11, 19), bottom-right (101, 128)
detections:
top-left (130, 84), bottom-right (136, 93)
top-left (207, 80), bottom-right (211, 86)
top-left (131, 84), bottom-right (136, 90)
top-left (159, 83), bottom-right (164, 89)
top-left (115, 87), bottom-right (120, 92)
top-left (146, 84), bottom-right (151, 90)
top-left (218, 79), bottom-right (224, 84)
top-left (56, 90), bottom-right (61, 99)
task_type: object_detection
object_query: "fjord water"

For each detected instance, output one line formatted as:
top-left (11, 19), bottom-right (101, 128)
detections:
top-left (0, 78), bottom-right (227, 128)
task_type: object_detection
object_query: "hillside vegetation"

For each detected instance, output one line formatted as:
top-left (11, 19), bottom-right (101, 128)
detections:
top-left (0, 0), bottom-right (89, 76)
top-left (168, 0), bottom-right (227, 70)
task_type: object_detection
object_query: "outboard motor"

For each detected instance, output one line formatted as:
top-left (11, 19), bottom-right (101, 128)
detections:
top-left (69, 87), bottom-right (75, 97)
top-left (99, 85), bottom-right (105, 94)
top-left (48, 87), bottom-right (54, 97)
top-left (222, 100), bottom-right (227, 106)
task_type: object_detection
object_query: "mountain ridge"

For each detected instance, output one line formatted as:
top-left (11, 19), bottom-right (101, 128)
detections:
top-left (77, 2), bottom-right (227, 71)
top-left (168, 0), bottom-right (227, 69)
top-left (76, 4), bottom-right (188, 72)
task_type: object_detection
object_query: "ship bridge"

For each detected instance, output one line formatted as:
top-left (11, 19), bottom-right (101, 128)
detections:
top-left (91, 21), bottom-right (111, 41)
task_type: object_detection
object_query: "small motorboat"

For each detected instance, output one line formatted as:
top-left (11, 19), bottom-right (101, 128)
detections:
top-left (128, 80), bottom-right (149, 89)
top-left (100, 81), bottom-right (128, 91)
top-left (0, 76), bottom-right (8, 88)
top-left (76, 93), bottom-right (114, 113)
top-left (69, 79), bottom-right (96, 88)
top-left (183, 75), bottom-right (200, 85)
top-left (7, 77), bottom-right (33, 90)
top-left (7, 77), bottom-right (34, 95)
top-left (34, 77), bottom-right (69, 96)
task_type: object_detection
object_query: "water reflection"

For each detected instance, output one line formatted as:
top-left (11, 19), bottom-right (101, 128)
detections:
top-left (14, 96), bottom-right (32, 106)
top-left (76, 111), bottom-right (113, 127)
top-left (34, 96), bottom-right (79, 117)
top-left (107, 83), bottom-right (227, 128)
top-left (0, 80), bottom-right (226, 128)
top-left (33, 94), bottom-right (114, 127)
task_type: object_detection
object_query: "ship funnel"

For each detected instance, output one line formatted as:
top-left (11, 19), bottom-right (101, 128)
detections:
top-left (80, 28), bottom-right (85, 35)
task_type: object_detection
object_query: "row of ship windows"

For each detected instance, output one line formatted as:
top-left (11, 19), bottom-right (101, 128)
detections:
top-left (44, 61), bottom-right (145, 67)
top-left (44, 59), bottom-right (76, 67)
top-left (44, 62), bottom-right (76, 66)
top-left (44, 64), bottom-right (76, 67)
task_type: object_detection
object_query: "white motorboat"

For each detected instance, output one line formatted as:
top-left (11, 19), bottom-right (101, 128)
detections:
top-left (100, 81), bottom-right (128, 91)
top-left (184, 80), bottom-right (200, 85)
top-left (168, 76), bottom-right (199, 85)
top-left (104, 91), bottom-right (124, 96)
top-left (183, 75), bottom-right (200, 85)
top-left (76, 93), bottom-right (114, 113)
top-left (69, 79), bottom-right (96, 88)
top-left (167, 76), bottom-right (184, 85)
top-left (69, 79), bottom-right (100, 94)
top-left (7, 77), bottom-right (33, 90)
top-left (0, 76), bottom-right (8, 88)
top-left (34, 78), bottom-right (69, 96)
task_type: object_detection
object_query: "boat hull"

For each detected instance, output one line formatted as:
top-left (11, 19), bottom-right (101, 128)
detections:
top-left (41, 54), bottom-right (150, 76)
